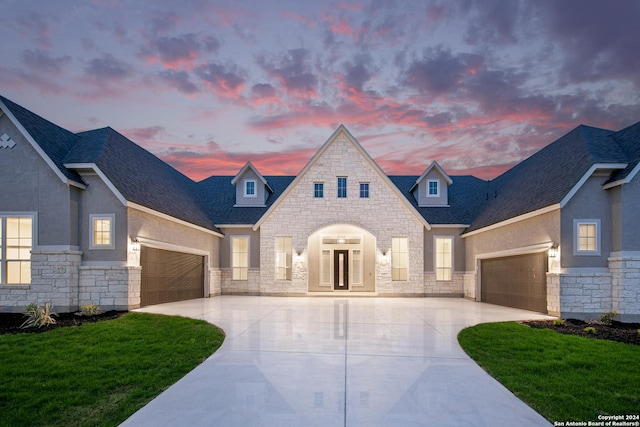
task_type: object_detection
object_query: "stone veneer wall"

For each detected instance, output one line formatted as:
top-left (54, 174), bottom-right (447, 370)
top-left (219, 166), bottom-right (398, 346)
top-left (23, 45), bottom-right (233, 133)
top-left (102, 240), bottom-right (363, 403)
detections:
top-left (0, 250), bottom-right (82, 313)
top-left (424, 272), bottom-right (464, 297)
top-left (221, 269), bottom-right (260, 295)
top-left (463, 272), bottom-right (476, 300)
top-left (609, 254), bottom-right (640, 322)
top-left (78, 266), bottom-right (141, 310)
top-left (557, 271), bottom-right (612, 319)
top-left (209, 269), bottom-right (222, 296)
top-left (546, 273), bottom-right (560, 316)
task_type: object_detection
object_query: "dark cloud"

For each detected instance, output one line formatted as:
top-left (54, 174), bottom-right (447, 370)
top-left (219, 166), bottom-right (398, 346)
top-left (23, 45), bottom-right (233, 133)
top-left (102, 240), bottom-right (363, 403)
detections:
top-left (16, 11), bottom-right (52, 49)
top-left (158, 70), bottom-right (199, 94)
top-left (251, 83), bottom-right (276, 98)
top-left (257, 48), bottom-right (318, 95)
top-left (343, 55), bottom-right (373, 93)
top-left (196, 62), bottom-right (246, 96)
top-left (22, 49), bottom-right (71, 74)
top-left (141, 33), bottom-right (220, 69)
top-left (149, 11), bottom-right (179, 35)
top-left (124, 126), bottom-right (166, 141)
top-left (85, 54), bottom-right (133, 80)
top-left (462, 0), bottom-right (527, 46)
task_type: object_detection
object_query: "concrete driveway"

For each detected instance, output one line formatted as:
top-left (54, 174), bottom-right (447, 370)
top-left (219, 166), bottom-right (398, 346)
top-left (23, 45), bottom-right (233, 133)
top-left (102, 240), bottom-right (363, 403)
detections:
top-left (121, 296), bottom-right (553, 427)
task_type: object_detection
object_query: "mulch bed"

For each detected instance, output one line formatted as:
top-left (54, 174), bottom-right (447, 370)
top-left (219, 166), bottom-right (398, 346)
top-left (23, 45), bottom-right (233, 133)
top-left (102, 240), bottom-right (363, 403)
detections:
top-left (0, 311), bottom-right (127, 335)
top-left (523, 318), bottom-right (640, 345)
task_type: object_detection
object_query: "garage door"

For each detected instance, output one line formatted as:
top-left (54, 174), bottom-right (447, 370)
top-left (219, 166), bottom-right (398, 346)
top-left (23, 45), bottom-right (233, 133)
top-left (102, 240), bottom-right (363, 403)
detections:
top-left (140, 247), bottom-right (204, 306)
top-left (481, 252), bottom-right (547, 313)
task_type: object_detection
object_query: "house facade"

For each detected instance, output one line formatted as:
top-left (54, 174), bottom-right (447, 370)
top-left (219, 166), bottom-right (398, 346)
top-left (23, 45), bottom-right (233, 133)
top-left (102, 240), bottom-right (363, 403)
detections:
top-left (1, 95), bottom-right (639, 321)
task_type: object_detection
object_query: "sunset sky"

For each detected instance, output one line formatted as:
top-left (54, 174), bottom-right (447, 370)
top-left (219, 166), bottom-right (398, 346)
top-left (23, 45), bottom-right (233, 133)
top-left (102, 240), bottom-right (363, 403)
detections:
top-left (1, 0), bottom-right (639, 181)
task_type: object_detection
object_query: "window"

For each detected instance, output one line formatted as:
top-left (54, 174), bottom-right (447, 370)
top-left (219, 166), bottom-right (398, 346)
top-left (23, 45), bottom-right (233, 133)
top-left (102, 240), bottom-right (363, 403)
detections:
top-left (427, 180), bottom-right (439, 197)
top-left (321, 250), bottom-right (331, 284)
top-left (575, 220), bottom-right (600, 255)
top-left (391, 237), bottom-right (408, 281)
top-left (275, 237), bottom-right (292, 280)
top-left (231, 236), bottom-right (249, 280)
top-left (359, 183), bottom-right (369, 198)
top-left (337, 177), bottom-right (347, 198)
top-left (244, 180), bottom-right (256, 197)
top-left (435, 237), bottom-right (453, 281)
top-left (1, 216), bottom-right (33, 284)
top-left (314, 182), bottom-right (324, 198)
top-left (90, 214), bottom-right (114, 249)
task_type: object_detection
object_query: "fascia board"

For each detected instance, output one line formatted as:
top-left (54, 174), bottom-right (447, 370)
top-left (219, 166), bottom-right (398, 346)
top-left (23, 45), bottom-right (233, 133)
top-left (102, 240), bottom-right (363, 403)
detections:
top-left (461, 204), bottom-right (560, 238)
top-left (560, 163), bottom-right (628, 207)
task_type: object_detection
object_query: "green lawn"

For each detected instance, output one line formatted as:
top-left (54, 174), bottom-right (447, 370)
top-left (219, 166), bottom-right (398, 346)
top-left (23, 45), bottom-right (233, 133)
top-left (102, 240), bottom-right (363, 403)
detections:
top-left (0, 313), bottom-right (224, 427)
top-left (458, 322), bottom-right (640, 423)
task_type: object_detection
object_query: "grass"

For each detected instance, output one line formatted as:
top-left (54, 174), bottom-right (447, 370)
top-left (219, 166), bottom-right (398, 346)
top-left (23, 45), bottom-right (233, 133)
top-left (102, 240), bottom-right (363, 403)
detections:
top-left (0, 313), bottom-right (224, 427)
top-left (458, 322), bottom-right (640, 423)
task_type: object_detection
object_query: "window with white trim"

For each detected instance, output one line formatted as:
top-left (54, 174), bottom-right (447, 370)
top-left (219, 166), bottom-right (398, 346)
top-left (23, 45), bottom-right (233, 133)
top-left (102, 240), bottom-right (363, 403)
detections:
top-left (427, 180), bottom-right (439, 197)
top-left (1, 215), bottom-right (33, 285)
top-left (90, 214), bottom-right (115, 249)
top-left (244, 180), bottom-right (256, 197)
top-left (359, 183), bottom-right (369, 198)
top-left (337, 177), bottom-right (347, 198)
top-left (232, 236), bottom-right (249, 280)
top-left (391, 237), bottom-right (408, 281)
top-left (275, 237), bottom-right (292, 281)
top-left (435, 237), bottom-right (453, 281)
top-left (314, 182), bottom-right (324, 198)
top-left (575, 219), bottom-right (600, 255)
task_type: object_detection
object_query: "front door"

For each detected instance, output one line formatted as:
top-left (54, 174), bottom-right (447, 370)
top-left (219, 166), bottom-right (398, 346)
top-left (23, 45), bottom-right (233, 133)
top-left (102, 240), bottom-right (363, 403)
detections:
top-left (334, 250), bottom-right (349, 290)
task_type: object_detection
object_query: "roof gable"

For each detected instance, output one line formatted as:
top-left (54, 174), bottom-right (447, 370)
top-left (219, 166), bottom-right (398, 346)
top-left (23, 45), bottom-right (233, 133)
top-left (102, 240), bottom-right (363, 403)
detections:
top-left (253, 124), bottom-right (431, 230)
top-left (409, 161), bottom-right (453, 193)
top-left (231, 161), bottom-right (273, 192)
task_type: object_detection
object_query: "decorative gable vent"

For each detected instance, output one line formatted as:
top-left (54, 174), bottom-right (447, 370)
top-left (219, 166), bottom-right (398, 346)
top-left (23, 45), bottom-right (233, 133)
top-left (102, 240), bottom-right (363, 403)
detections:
top-left (0, 133), bottom-right (16, 149)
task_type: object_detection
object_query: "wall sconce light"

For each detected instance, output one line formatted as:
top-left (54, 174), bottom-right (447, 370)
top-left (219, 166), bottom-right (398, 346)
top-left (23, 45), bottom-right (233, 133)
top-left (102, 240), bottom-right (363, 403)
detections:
top-left (131, 238), bottom-right (140, 252)
top-left (549, 243), bottom-right (558, 258)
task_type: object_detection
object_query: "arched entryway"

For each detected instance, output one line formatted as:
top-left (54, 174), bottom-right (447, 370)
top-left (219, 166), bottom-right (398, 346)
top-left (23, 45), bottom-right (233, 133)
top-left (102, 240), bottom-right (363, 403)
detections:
top-left (307, 224), bottom-right (376, 293)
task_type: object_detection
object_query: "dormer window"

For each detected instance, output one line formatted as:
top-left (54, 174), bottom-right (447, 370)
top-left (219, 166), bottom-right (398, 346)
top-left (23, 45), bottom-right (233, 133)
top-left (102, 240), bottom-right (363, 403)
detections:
top-left (427, 180), bottom-right (439, 197)
top-left (244, 180), bottom-right (256, 197)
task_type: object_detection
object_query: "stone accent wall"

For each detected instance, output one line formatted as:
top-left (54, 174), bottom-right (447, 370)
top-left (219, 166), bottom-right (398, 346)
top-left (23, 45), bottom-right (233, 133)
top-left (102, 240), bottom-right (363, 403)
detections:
top-left (463, 272), bottom-right (476, 300)
top-left (546, 273), bottom-right (560, 316)
top-left (259, 130), bottom-right (425, 295)
top-left (609, 255), bottom-right (640, 322)
top-left (424, 272), bottom-right (464, 296)
top-left (558, 271), bottom-right (612, 319)
top-left (209, 269), bottom-right (222, 296)
top-left (78, 266), bottom-right (141, 310)
top-left (0, 250), bottom-right (83, 313)
top-left (221, 269), bottom-right (260, 295)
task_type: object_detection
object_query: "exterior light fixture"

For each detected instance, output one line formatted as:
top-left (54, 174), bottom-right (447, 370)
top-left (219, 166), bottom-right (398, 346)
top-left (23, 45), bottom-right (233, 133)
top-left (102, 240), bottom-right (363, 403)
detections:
top-left (549, 243), bottom-right (559, 258)
top-left (131, 238), bottom-right (140, 252)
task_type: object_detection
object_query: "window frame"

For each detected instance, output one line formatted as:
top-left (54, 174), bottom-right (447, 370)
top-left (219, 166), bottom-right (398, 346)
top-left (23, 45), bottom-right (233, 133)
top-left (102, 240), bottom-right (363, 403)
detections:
top-left (337, 177), bottom-right (347, 198)
top-left (359, 182), bottom-right (369, 199)
top-left (231, 236), bottom-right (249, 280)
top-left (1, 214), bottom-right (35, 285)
top-left (314, 182), bottom-right (324, 199)
top-left (244, 179), bottom-right (257, 198)
top-left (391, 237), bottom-right (408, 281)
top-left (574, 219), bottom-right (601, 256)
top-left (434, 236), bottom-right (453, 281)
top-left (427, 179), bottom-right (440, 197)
top-left (89, 214), bottom-right (115, 250)
top-left (275, 237), bottom-right (292, 281)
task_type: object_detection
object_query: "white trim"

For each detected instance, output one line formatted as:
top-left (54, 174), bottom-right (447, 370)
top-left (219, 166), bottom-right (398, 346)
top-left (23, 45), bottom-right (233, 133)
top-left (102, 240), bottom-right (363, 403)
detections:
top-left (128, 202), bottom-right (224, 238)
top-left (461, 204), bottom-right (560, 238)
top-left (231, 161), bottom-right (272, 192)
top-left (244, 179), bottom-right (257, 197)
top-left (603, 162), bottom-right (640, 189)
top-left (560, 163), bottom-right (627, 207)
top-left (474, 242), bottom-right (554, 261)
top-left (430, 224), bottom-right (468, 228)
top-left (233, 203), bottom-right (266, 208)
top-left (89, 214), bottom-right (115, 250)
top-left (134, 236), bottom-right (211, 257)
top-left (574, 219), bottom-right (601, 256)
top-left (427, 179), bottom-right (440, 197)
top-left (65, 163), bottom-right (128, 205)
top-left (230, 235), bottom-right (250, 281)
top-left (433, 235), bottom-right (453, 282)
top-left (410, 161), bottom-right (453, 192)
top-left (1, 99), bottom-right (86, 189)
top-left (216, 224), bottom-right (255, 229)
top-left (253, 125), bottom-right (431, 231)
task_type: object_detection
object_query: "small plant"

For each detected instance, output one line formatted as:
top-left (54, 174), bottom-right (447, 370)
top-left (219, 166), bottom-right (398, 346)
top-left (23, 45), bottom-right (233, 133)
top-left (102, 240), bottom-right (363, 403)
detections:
top-left (553, 319), bottom-right (564, 326)
top-left (584, 326), bottom-right (596, 334)
top-left (20, 302), bottom-right (58, 329)
top-left (599, 310), bottom-right (617, 326)
top-left (79, 303), bottom-right (100, 316)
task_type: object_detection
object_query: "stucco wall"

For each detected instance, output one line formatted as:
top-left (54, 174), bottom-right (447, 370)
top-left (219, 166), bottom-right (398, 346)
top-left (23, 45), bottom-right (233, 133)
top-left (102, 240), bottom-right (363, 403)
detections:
top-left (259, 131), bottom-right (425, 295)
top-left (620, 177), bottom-right (640, 251)
top-left (424, 227), bottom-right (465, 272)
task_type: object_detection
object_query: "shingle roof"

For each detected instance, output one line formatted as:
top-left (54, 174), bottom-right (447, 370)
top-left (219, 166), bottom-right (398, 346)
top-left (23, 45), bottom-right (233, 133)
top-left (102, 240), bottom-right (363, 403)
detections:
top-left (70, 127), bottom-right (220, 233)
top-left (0, 95), bottom-right (83, 184)
top-left (197, 176), bottom-right (295, 225)
top-left (607, 121), bottom-right (640, 183)
top-left (465, 125), bottom-right (627, 233)
top-left (389, 175), bottom-right (487, 225)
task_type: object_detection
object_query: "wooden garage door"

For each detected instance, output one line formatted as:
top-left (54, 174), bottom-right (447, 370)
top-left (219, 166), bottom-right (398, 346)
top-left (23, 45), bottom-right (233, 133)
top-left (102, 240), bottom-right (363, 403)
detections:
top-left (481, 252), bottom-right (548, 313)
top-left (140, 247), bottom-right (204, 306)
